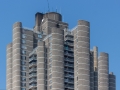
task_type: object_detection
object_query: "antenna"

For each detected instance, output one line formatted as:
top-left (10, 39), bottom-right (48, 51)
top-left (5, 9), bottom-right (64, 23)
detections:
top-left (46, 0), bottom-right (50, 12)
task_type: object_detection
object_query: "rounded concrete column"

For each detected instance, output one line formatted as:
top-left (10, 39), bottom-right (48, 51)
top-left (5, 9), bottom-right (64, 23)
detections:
top-left (37, 41), bottom-right (46, 90)
top-left (74, 20), bottom-right (90, 90)
top-left (50, 27), bottom-right (64, 90)
top-left (12, 22), bottom-right (22, 90)
top-left (6, 43), bottom-right (12, 90)
top-left (98, 52), bottom-right (109, 90)
top-left (109, 73), bottom-right (116, 90)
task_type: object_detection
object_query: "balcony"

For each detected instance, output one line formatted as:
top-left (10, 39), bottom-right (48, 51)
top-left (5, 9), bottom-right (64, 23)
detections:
top-left (65, 74), bottom-right (74, 78)
top-left (29, 62), bottom-right (37, 68)
top-left (64, 42), bottom-right (73, 46)
top-left (65, 37), bottom-right (73, 41)
top-left (29, 68), bottom-right (37, 73)
top-left (29, 78), bottom-right (37, 84)
top-left (64, 58), bottom-right (74, 62)
top-left (64, 53), bottom-right (74, 57)
top-left (29, 73), bottom-right (37, 78)
top-left (29, 84), bottom-right (37, 89)
top-left (64, 48), bottom-right (74, 52)
top-left (65, 85), bottom-right (74, 89)
top-left (65, 79), bottom-right (74, 83)
top-left (64, 68), bottom-right (74, 73)
top-left (64, 63), bottom-right (74, 67)
top-left (29, 57), bottom-right (37, 62)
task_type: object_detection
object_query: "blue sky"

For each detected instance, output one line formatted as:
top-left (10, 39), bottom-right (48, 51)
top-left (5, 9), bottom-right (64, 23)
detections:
top-left (0, 0), bottom-right (120, 89)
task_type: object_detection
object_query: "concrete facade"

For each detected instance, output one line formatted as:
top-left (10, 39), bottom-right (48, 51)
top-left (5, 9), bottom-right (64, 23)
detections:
top-left (6, 12), bottom-right (116, 90)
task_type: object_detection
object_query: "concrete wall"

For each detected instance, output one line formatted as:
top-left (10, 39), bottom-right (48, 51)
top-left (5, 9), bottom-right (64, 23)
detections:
top-left (98, 52), bottom-right (109, 90)
top-left (74, 20), bottom-right (90, 90)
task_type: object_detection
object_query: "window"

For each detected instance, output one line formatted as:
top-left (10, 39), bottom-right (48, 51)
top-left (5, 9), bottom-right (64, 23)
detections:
top-left (22, 50), bottom-right (26, 55)
top-left (38, 34), bottom-right (42, 38)
top-left (21, 56), bottom-right (26, 60)
top-left (21, 77), bottom-right (26, 81)
top-left (22, 39), bottom-right (26, 44)
top-left (21, 88), bottom-right (26, 90)
top-left (21, 66), bottom-right (26, 71)
top-left (49, 80), bottom-right (52, 84)
top-left (50, 85), bottom-right (52, 89)
top-left (21, 45), bottom-right (27, 49)
top-left (22, 34), bottom-right (26, 38)
top-left (21, 83), bottom-right (26, 87)
top-left (21, 61), bottom-right (26, 65)
top-left (21, 72), bottom-right (26, 76)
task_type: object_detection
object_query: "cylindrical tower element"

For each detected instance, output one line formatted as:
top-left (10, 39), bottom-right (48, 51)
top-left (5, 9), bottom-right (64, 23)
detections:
top-left (98, 52), bottom-right (109, 90)
top-left (109, 73), bottom-right (116, 90)
top-left (37, 41), bottom-right (46, 90)
top-left (50, 27), bottom-right (64, 90)
top-left (93, 46), bottom-right (98, 71)
top-left (6, 43), bottom-right (12, 90)
top-left (44, 12), bottom-right (62, 21)
top-left (74, 20), bottom-right (90, 90)
top-left (12, 22), bottom-right (22, 90)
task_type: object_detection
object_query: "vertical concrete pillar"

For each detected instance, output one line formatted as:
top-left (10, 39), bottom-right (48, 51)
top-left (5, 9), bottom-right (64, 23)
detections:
top-left (50, 27), bottom-right (64, 90)
top-left (98, 52), bottom-right (109, 90)
top-left (93, 46), bottom-right (98, 70)
top-left (93, 46), bottom-right (98, 90)
top-left (90, 51), bottom-right (94, 90)
top-left (74, 20), bottom-right (90, 90)
top-left (34, 12), bottom-right (43, 32)
top-left (109, 72), bottom-right (116, 90)
top-left (6, 43), bottom-right (12, 90)
top-left (37, 41), bottom-right (46, 90)
top-left (12, 22), bottom-right (22, 90)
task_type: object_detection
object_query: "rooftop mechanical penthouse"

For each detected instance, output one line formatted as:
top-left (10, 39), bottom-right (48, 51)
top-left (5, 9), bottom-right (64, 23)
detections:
top-left (6, 12), bottom-right (116, 90)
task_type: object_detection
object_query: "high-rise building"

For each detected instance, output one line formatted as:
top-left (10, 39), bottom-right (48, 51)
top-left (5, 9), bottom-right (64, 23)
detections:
top-left (6, 12), bottom-right (116, 90)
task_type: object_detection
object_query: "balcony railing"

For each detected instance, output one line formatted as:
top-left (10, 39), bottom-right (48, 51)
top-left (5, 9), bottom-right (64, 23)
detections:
top-left (65, 79), bottom-right (74, 83)
top-left (65, 74), bottom-right (74, 78)
top-left (29, 68), bottom-right (37, 72)
top-left (65, 37), bottom-right (73, 41)
top-left (64, 53), bottom-right (74, 57)
top-left (29, 62), bottom-right (37, 67)
top-left (29, 79), bottom-right (37, 83)
top-left (64, 48), bottom-right (74, 52)
top-left (64, 58), bottom-right (74, 62)
top-left (29, 73), bottom-right (37, 78)
top-left (29, 84), bottom-right (37, 89)
top-left (64, 42), bottom-right (73, 46)
top-left (64, 69), bottom-right (74, 72)
top-left (65, 85), bottom-right (74, 89)
top-left (29, 57), bottom-right (37, 62)
top-left (64, 63), bottom-right (74, 67)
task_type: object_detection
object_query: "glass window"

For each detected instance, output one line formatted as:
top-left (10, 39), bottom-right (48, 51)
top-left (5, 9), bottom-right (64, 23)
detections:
top-left (50, 85), bottom-right (52, 89)
top-left (21, 83), bottom-right (26, 87)
top-left (38, 34), bottom-right (42, 38)
top-left (22, 34), bottom-right (26, 38)
top-left (21, 88), bottom-right (26, 90)
top-left (22, 50), bottom-right (26, 55)
top-left (21, 45), bottom-right (27, 49)
top-left (21, 72), bottom-right (26, 76)
top-left (21, 66), bottom-right (26, 71)
top-left (21, 77), bottom-right (26, 81)
top-left (22, 39), bottom-right (26, 44)
top-left (21, 56), bottom-right (26, 60)
top-left (49, 80), bottom-right (52, 84)
top-left (21, 61), bottom-right (26, 65)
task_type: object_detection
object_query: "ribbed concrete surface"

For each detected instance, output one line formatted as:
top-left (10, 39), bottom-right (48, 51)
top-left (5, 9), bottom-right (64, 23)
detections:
top-left (6, 43), bottom-right (12, 90)
top-left (109, 73), bottom-right (116, 90)
top-left (98, 52), bottom-right (109, 90)
top-left (74, 20), bottom-right (90, 90)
